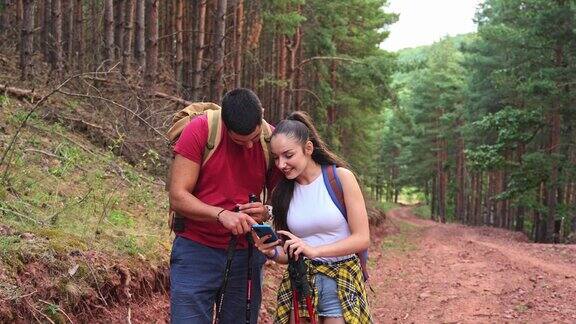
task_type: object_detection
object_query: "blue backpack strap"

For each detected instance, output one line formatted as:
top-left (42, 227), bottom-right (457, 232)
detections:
top-left (322, 165), bottom-right (346, 219)
top-left (322, 164), bottom-right (371, 282)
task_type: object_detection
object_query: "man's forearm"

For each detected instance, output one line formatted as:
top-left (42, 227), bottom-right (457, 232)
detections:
top-left (170, 191), bottom-right (222, 222)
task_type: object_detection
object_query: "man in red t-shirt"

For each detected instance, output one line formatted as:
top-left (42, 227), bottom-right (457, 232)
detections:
top-left (169, 88), bottom-right (280, 323)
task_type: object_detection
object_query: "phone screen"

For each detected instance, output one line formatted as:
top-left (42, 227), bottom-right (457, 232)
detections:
top-left (252, 224), bottom-right (279, 244)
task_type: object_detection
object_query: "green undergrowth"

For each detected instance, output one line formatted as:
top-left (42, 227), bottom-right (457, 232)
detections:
top-left (377, 201), bottom-right (401, 213)
top-left (0, 97), bottom-right (171, 277)
top-left (381, 220), bottom-right (420, 253)
top-left (412, 204), bottom-right (431, 219)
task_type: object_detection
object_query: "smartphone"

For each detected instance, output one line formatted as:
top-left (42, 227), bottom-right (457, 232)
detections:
top-left (252, 224), bottom-right (279, 244)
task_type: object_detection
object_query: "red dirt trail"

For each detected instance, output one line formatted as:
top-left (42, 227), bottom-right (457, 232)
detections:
top-left (107, 207), bottom-right (576, 323)
top-left (369, 207), bottom-right (576, 323)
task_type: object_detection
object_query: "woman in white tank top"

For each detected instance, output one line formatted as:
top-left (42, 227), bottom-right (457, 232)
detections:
top-left (252, 111), bottom-right (372, 324)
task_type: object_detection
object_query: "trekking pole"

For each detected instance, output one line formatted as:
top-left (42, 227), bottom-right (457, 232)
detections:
top-left (288, 255), bottom-right (316, 324)
top-left (245, 233), bottom-right (254, 323)
top-left (214, 234), bottom-right (238, 323)
top-left (244, 193), bottom-right (259, 324)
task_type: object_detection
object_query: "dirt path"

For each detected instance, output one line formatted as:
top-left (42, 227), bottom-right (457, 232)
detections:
top-left (105, 207), bottom-right (576, 323)
top-left (370, 207), bottom-right (576, 323)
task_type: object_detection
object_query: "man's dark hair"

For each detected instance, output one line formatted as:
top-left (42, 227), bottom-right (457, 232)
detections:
top-left (221, 88), bottom-right (263, 135)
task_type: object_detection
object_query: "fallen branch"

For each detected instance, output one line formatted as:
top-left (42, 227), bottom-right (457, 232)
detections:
top-left (0, 84), bottom-right (44, 102)
top-left (56, 89), bottom-right (167, 141)
top-left (0, 206), bottom-right (43, 225)
top-left (38, 299), bottom-right (74, 324)
top-left (84, 76), bottom-right (192, 106)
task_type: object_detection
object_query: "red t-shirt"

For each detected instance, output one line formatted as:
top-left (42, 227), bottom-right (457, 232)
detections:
top-left (174, 115), bottom-right (281, 249)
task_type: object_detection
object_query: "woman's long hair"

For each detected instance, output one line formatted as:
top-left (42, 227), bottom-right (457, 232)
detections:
top-left (271, 111), bottom-right (349, 232)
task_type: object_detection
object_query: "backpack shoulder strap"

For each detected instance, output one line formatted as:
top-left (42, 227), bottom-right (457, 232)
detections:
top-left (202, 109), bottom-right (222, 166)
top-left (322, 164), bottom-right (347, 219)
top-left (260, 119), bottom-right (273, 170)
top-left (322, 164), bottom-right (370, 282)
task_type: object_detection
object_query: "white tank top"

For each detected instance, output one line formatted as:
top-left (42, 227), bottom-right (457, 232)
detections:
top-left (287, 171), bottom-right (354, 262)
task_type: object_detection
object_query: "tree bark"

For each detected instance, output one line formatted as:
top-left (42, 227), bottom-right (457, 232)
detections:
top-left (63, 0), bottom-right (73, 58)
top-left (42, 0), bottom-right (51, 61)
top-left (121, 0), bottom-right (134, 76)
top-left (210, 0), bottom-right (227, 103)
top-left (174, 0), bottom-right (183, 84)
top-left (455, 121), bottom-right (466, 223)
top-left (191, 0), bottom-right (206, 100)
top-left (51, 0), bottom-right (63, 75)
top-left (114, 0), bottom-right (125, 60)
top-left (74, 0), bottom-right (84, 70)
top-left (19, 0), bottom-right (34, 80)
top-left (134, 0), bottom-right (145, 68)
top-left (286, 21), bottom-right (301, 112)
top-left (233, 0), bottom-right (243, 88)
top-left (277, 34), bottom-right (287, 119)
top-left (545, 44), bottom-right (563, 243)
top-left (144, 0), bottom-right (158, 91)
top-left (103, 0), bottom-right (114, 70)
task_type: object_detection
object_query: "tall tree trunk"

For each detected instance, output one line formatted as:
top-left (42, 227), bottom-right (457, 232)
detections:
top-left (114, 0), bottom-right (125, 60)
top-left (286, 21), bottom-right (301, 113)
top-left (121, 0), bottom-right (134, 76)
top-left (20, 0), bottom-right (34, 80)
top-left (545, 44), bottom-right (563, 242)
top-left (469, 172), bottom-right (477, 225)
top-left (63, 0), bottom-right (72, 58)
top-left (277, 34), bottom-right (287, 119)
top-left (431, 177), bottom-right (437, 221)
top-left (144, 0), bottom-right (158, 91)
top-left (326, 60), bottom-right (338, 124)
top-left (233, 0), bottom-right (243, 88)
top-left (42, 0), bottom-right (51, 61)
top-left (161, 0), bottom-right (172, 63)
top-left (0, 0), bottom-right (15, 31)
top-left (174, 0), bottom-right (183, 84)
top-left (514, 144), bottom-right (526, 231)
top-left (181, 0), bottom-right (192, 97)
top-left (210, 0), bottom-right (226, 103)
top-left (134, 0), bottom-right (145, 68)
top-left (191, 0), bottom-right (206, 100)
top-left (103, 0), bottom-right (114, 70)
top-left (73, 0), bottom-right (83, 70)
top-left (294, 35), bottom-right (303, 111)
top-left (51, 0), bottom-right (63, 75)
top-left (455, 123), bottom-right (466, 223)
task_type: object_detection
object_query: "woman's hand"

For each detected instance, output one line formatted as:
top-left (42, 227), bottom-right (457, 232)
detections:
top-left (277, 230), bottom-right (318, 260)
top-left (251, 231), bottom-right (281, 259)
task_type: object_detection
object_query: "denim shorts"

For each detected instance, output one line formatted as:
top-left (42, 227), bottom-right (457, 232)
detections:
top-left (170, 235), bottom-right (266, 324)
top-left (314, 274), bottom-right (343, 318)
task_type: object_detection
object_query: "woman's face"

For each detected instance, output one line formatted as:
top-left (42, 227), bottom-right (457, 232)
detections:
top-left (271, 133), bottom-right (313, 180)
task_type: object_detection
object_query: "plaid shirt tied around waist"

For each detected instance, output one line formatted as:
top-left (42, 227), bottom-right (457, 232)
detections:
top-left (274, 256), bottom-right (372, 324)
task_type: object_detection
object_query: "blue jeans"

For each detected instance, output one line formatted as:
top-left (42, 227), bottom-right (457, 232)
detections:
top-left (170, 235), bottom-right (266, 324)
top-left (314, 274), bottom-right (343, 317)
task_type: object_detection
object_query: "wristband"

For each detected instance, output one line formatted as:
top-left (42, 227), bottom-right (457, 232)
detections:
top-left (216, 209), bottom-right (226, 223)
top-left (266, 247), bottom-right (279, 260)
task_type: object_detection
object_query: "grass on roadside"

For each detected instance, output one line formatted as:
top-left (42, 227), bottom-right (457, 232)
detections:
top-left (377, 201), bottom-right (401, 213)
top-left (413, 204), bottom-right (431, 219)
top-left (0, 98), bottom-right (171, 276)
top-left (381, 221), bottom-right (420, 252)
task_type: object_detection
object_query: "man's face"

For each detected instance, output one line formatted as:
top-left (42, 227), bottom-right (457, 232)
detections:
top-left (228, 125), bottom-right (261, 149)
